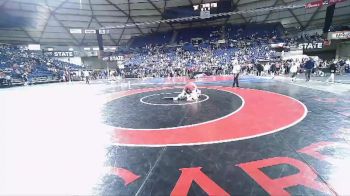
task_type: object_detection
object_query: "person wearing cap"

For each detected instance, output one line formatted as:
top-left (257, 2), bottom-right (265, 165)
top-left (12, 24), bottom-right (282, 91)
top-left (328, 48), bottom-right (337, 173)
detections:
top-left (173, 82), bottom-right (201, 101)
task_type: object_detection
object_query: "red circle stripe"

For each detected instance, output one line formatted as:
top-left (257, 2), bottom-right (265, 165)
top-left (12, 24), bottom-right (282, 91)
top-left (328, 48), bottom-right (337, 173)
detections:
top-left (109, 86), bottom-right (307, 146)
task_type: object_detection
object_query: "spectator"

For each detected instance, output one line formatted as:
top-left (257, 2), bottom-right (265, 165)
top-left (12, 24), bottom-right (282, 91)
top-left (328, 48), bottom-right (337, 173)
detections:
top-left (270, 63), bottom-right (276, 78)
top-left (326, 61), bottom-right (337, 83)
top-left (290, 62), bottom-right (298, 82)
top-left (304, 58), bottom-right (314, 82)
top-left (5, 74), bottom-right (11, 86)
top-left (232, 59), bottom-right (241, 87)
top-left (256, 63), bottom-right (263, 76)
top-left (84, 70), bottom-right (90, 84)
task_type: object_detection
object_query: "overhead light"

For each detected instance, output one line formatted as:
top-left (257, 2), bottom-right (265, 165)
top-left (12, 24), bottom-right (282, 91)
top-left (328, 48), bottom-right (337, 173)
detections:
top-left (98, 29), bottom-right (110, 34)
top-left (85, 29), bottom-right (96, 34)
top-left (93, 47), bottom-right (99, 51)
top-left (70, 29), bottom-right (82, 34)
top-left (84, 47), bottom-right (91, 51)
top-left (68, 48), bottom-right (74, 51)
top-left (47, 48), bottom-right (54, 51)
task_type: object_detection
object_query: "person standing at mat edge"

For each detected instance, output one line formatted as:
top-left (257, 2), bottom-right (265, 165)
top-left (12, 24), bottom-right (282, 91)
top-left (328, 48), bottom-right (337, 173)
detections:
top-left (304, 57), bottom-right (314, 82)
top-left (326, 61), bottom-right (337, 83)
top-left (84, 70), bottom-right (90, 84)
top-left (232, 58), bottom-right (241, 87)
top-left (290, 61), bottom-right (299, 82)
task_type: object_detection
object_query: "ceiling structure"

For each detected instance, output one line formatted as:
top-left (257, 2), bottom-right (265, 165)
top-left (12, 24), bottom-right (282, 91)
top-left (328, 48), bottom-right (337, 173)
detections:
top-left (0, 0), bottom-right (349, 47)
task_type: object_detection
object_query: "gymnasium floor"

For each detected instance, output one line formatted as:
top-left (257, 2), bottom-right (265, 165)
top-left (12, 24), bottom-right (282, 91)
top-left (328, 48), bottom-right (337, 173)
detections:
top-left (1, 75), bottom-right (350, 195)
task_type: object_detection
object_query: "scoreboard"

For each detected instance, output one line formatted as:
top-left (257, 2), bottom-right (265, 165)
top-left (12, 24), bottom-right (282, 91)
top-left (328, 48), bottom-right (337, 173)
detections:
top-left (163, 0), bottom-right (235, 21)
top-left (195, 0), bottom-right (234, 14)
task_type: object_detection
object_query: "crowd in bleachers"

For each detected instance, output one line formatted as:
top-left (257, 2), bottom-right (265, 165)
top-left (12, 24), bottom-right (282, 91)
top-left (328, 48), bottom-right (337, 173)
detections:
top-left (122, 45), bottom-right (276, 78)
top-left (0, 45), bottom-right (82, 87)
top-left (131, 31), bottom-right (173, 48)
top-left (1, 22), bottom-right (349, 87)
top-left (120, 23), bottom-right (336, 78)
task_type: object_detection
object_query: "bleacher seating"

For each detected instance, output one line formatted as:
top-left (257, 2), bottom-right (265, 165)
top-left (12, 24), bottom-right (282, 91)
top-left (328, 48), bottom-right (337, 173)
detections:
top-left (116, 22), bottom-right (292, 78)
top-left (130, 31), bottom-right (173, 48)
top-left (0, 46), bottom-right (81, 87)
top-left (129, 22), bottom-right (285, 50)
top-left (177, 26), bottom-right (222, 43)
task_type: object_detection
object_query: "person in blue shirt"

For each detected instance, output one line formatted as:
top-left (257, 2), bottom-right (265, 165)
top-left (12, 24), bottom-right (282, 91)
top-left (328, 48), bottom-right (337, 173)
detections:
top-left (304, 58), bottom-right (315, 82)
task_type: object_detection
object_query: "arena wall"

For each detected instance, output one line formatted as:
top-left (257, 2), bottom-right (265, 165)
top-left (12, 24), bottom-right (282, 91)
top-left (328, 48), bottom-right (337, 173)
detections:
top-left (336, 41), bottom-right (350, 58)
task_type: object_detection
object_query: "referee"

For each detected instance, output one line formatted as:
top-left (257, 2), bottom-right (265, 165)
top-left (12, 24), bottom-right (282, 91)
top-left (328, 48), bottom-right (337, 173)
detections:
top-left (232, 58), bottom-right (241, 87)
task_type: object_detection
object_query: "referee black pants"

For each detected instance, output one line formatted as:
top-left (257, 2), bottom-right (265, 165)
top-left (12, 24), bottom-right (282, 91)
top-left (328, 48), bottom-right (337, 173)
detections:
top-left (233, 73), bottom-right (239, 87)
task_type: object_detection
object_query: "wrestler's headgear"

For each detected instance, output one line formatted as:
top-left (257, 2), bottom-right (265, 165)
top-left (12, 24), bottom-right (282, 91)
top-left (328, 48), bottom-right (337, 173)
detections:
top-left (185, 87), bottom-right (192, 94)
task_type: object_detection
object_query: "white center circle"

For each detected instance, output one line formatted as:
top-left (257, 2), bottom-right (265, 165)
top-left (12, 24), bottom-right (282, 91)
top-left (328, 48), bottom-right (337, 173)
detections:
top-left (140, 92), bottom-right (210, 106)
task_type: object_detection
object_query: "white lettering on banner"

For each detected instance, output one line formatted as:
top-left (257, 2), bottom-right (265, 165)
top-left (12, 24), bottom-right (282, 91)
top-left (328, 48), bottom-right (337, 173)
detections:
top-left (110, 56), bottom-right (123, 61)
top-left (58, 52), bottom-right (73, 57)
top-left (298, 43), bottom-right (323, 50)
top-left (45, 51), bottom-right (74, 57)
top-left (307, 43), bottom-right (312, 49)
top-left (331, 31), bottom-right (350, 40)
top-left (102, 56), bottom-right (124, 61)
top-left (298, 44), bottom-right (303, 50)
top-left (305, 0), bottom-right (323, 8)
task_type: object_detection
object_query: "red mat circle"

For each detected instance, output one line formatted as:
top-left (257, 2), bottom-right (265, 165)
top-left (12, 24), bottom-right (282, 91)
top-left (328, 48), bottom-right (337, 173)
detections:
top-left (105, 86), bottom-right (307, 147)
